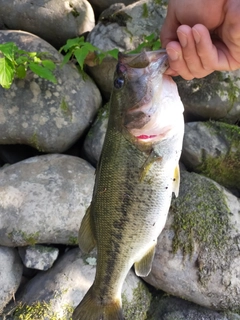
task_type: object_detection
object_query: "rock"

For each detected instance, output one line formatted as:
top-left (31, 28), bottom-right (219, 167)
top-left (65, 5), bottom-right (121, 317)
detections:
top-left (175, 70), bottom-right (240, 124)
top-left (181, 121), bottom-right (240, 194)
top-left (18, 245), bottom-right (59, 271)
top-left (148, 295), bottom-right (235, 320)
top-left (88, 0), bottom-right (139, 16)
top-left (0, 0), bottom-right (95, 49)
top-left (0, 30), bottom-right (102, 153)
top-left (0, 246), bottom-right (23, 313)
top-left (87, 0), bottom-right (167, 97)
top-left (0, 154), bottom-right (95, 246)
top-left (144, 170), bottom-right (240, 310)
top-left (83, 103), bottom-right (109, 165)
top-left (8, 248), bottom-right (151, 320)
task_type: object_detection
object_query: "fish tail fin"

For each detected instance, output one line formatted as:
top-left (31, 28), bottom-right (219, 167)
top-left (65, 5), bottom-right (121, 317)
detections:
top-left (72, 287), bottom-right (123, 320)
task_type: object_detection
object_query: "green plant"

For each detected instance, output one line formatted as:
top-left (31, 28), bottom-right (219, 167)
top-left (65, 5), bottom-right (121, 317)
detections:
top-left (59, 36), bottom-right (119, 69)
top-left (0, 42), bottom-right (57, 89)
top-left (0, 33), bottom-right (161, 89)
top-left (128, 33), bottom-right (161, 54)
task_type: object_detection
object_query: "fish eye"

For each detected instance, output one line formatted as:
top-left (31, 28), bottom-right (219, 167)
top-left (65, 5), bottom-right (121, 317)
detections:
top-left (114, 77), bottom-right (125, 89)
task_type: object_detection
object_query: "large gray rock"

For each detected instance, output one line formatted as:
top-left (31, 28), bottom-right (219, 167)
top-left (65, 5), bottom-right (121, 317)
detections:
top-left (0, 30), bottom-right (102, 153)
top-left (148, 295), bottom-right (239, 320)
top-left (8, 248), bottom-right (151, 320)
top-left (175, 71), bottom-right (240, 124)
top-left (87, 0), bottom-right (167, 97)
top-left (144, 170), bottom-right (240, 311)
top-left (181, 121), bottom-right (240, 193)
top-left (0, 154), bottom-right (95, 246)
top-left (0, 247), bottom-right (23, 313)
top-left (0, 0), bottom-right (95, 49)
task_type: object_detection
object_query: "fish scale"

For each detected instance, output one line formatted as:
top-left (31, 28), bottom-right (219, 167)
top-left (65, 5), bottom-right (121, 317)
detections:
top-left (73, 50), bottom-right (184, 320)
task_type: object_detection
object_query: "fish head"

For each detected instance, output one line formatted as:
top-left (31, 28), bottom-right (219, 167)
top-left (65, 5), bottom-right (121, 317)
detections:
top-left (112, 50), bottom-right (184, 143)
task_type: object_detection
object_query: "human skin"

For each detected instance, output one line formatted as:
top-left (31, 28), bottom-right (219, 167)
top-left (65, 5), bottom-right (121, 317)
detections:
top-left (160, 0), bottom-right (240, 79)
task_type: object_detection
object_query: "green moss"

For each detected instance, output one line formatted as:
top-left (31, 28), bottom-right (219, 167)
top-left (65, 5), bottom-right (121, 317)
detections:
top-left (68, 235), bottom-right (78, 245)
top-left (142, 3), bottom-right (149, 18)
top-left (29, 132), bottom-right (43, 152)
top-left (69, 2), bottom-right (80, 17)
top-left (8, 230), bottom-right (40, 245)
top-left (171, 173), bottom-right (231, 256)
top-left (12, 302), bottom-right (74, 320)
top-left (196, 121), bottom-right (240, 190)
top-left (122, 280), bottom-right (152, 320)
top-left (87, 103), bottom-right (109, 138)
top-left (216, 72), bottom-right (240, 107)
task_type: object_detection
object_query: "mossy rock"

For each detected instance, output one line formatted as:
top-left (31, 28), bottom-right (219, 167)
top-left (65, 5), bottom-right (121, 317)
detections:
top-left (182, 121), bottom-right (240, 193)
top-left (144, 170), bottom-right (240, 310)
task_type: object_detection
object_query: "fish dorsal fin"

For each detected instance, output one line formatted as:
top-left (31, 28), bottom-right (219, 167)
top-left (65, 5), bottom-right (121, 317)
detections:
top-left (173, 165), bottom-right (180, 197)
top-left (78, 205), bottom-right (96, 253)
top-left (134, 245), bottom-right (156, 277)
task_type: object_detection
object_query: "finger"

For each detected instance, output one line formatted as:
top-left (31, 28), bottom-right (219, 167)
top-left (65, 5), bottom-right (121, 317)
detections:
top-left (177, 25), bottom-right (210, 77)
top-left (192, 24), bottom-right (219, 70)
top-left (165, 41), bottom-right (195, 80)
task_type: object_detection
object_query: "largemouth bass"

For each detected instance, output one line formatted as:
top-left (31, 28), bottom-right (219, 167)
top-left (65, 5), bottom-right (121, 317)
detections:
top-left (73, 50), bottom-right (184, 320)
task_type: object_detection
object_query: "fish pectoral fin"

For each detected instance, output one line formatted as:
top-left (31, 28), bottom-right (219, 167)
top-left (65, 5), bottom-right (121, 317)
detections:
top-left (173, 164), bottom-right (180, 197)
top-left (134, 244), bottom-right (156, 277)
top-left (78, 205), bottom-right (96, 253)
top-left (139, 149), bottom-right (162, 182)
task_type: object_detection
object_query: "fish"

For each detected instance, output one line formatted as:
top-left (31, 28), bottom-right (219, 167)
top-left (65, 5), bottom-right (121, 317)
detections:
top-left (72, 49), bottom-right (184, 320)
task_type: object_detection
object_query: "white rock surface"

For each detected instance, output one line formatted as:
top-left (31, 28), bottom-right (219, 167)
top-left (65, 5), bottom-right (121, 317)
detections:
top-left (0, 154), bottom-right (95, 246)
top-left (0, 30), bottom-right (102, 153)
top-left (0, 246), bottom-right (23, 313)
top-left (12, 248), bottom-right (151, 320)
top-left (0, 0), bottom-right (95, 48)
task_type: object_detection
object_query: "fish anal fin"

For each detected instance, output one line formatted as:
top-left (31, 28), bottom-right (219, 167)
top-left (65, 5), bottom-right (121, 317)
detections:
top-left (134, 245), bottom-right (156, 277)
top-left (78, 206), bottom-right (96, 253)
top-left (173, 164), bottom-right (180, 197)
top-left (72, 286), bottom-right (123, 320)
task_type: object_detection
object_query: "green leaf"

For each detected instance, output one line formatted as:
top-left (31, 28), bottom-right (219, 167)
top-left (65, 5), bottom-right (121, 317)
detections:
top-left (15, 56), bottom-right (29, 64)
top-left (0, 42), bottom-right (17, 62)
top-left (60, 50), bottom-right (73, 67)
top-left (42, 59), bottom-right (56, 71)
top-left (59, 36), bottom-right (85, 53)
top-left (29, 62), bottom-right (57, 84)
top-left (33, 56), bottom-right (41, 63)
top-left (145, 33), bottom-right (155, 42)
top-left (82, 42), bottom-right (98, 52)
top-left (16, 64), bottom-right (26, 79)
top-left (152, 39), bottom-right (161, 51)
top-left (74, 47), bottom-right (89, 70)
top-left (97, 52), bottom-right (106, 64)
top-left (0, 57), bottom-right (14, 89)
top-left (106, 48), bottom-right (119, 60)
top-left (28, 52), bottom-right (37, 58)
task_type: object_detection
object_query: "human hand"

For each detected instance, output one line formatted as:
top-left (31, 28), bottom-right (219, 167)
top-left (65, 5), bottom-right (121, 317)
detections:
top-left (160, 0), bottom-right (240, 80)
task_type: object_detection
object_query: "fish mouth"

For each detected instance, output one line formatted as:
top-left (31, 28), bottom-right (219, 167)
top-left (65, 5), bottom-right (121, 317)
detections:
top-left (118, 49), bottom-right (169, 72)
top-left (135, 125), bottom-right (173, 143)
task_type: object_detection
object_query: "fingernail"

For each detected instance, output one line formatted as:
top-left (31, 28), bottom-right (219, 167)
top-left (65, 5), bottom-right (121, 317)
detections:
top-left (192, 28), bottom-right (201, 44)
top-left (177, 31), bottom-right (187, 47)
top-left (166, 48), bottom-right (179, 61)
